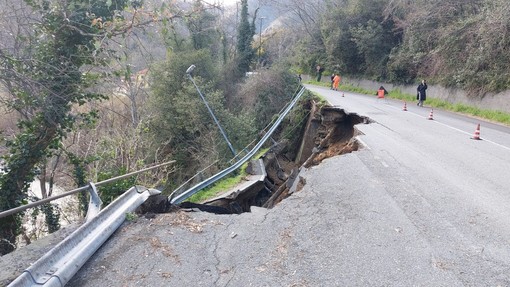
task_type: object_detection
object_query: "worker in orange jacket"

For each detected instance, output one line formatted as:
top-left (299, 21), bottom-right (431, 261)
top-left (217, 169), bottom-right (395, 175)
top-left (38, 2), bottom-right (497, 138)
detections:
top-left (332, 74), bottom-right (341, 91)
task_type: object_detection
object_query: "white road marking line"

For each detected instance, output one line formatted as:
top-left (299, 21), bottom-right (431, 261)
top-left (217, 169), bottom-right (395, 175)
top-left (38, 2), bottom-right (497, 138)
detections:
top-left (387, 104), bottom-right (510, 151)
top-left (431, 120), bottom-right (510, 151)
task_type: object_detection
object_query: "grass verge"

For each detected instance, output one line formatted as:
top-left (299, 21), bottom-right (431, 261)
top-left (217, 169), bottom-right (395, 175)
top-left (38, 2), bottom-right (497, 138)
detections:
top-left (187, 148), bottom-right (269, 203)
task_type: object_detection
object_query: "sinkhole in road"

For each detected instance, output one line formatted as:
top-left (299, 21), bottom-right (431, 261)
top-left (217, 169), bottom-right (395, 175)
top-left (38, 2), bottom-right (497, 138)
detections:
top-left (139, 103), bottom-right (372, 216)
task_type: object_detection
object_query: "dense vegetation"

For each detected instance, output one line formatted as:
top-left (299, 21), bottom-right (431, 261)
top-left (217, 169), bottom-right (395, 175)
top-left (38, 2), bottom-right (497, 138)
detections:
top-left (264, 0), bottom-right (510, 95)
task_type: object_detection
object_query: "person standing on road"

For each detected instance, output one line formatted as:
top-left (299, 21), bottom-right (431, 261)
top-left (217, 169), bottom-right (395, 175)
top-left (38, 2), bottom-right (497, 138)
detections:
top-left (330, 74), bottom-right (335, 89)
top-left (417, 79), bottom-right (427, 106)
top-left (316, 65), bottom-right (323, 82)
top-left (333, 74), bottom-right (341, 91)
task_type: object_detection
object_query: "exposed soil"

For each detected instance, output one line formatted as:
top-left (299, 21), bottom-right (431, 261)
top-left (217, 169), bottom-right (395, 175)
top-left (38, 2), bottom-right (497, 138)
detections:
top-left (139, 104), bottom-right (371, 215)
top-left (259, 105), bottom-right (370, 208)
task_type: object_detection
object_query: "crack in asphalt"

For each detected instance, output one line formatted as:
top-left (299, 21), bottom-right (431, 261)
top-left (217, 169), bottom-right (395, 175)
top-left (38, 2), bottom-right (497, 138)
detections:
top-left (212, 228), bottom-right (221, 286)
top-left (213, 219), bottom-right (237, 286)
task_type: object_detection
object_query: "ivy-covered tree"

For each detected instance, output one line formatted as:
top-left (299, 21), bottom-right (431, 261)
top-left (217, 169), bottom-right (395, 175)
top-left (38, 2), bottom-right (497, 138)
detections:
top-left (265, 0), bottom-right (328, 74)
top-left (318, 0), bottom-right (400, 78)
top-left (0, 0), bottom-right (134, 255)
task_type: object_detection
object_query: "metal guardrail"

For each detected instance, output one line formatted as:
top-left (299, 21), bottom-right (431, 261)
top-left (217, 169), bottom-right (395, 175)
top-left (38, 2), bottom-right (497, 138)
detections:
top-left (8, 186), bottom-right (161, 287)
top-left (0, 161), bottom-right (174, 219)
top-left (169, 86), bottom-right (306, 204)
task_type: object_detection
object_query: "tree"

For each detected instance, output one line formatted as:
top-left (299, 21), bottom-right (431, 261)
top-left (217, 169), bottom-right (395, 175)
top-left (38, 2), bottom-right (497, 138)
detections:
top-left (235, 0), bottom-right (257, 76)
top-left (347, 0), bottom-right (400, 78)
top-left (238, 66), bottom-right (300, 130)
top-left (0, 0), bottom-right (133, 255)
top-left (264, 0), bottom-right (329, 74)
top-left (148, 49), bottom-right (227, 182)
top-left (187, 0), bottom-right (222, 52)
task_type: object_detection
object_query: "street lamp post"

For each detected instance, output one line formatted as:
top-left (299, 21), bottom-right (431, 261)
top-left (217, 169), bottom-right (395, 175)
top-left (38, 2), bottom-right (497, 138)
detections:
top-left (258, 16), bottom-right (266, 68)
top-left (185, 65), bottom-right (237, 157)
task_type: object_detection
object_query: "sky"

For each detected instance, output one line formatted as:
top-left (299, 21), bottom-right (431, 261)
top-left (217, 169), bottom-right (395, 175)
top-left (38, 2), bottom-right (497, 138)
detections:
top-left (222, 0), bottom-right (238, 4)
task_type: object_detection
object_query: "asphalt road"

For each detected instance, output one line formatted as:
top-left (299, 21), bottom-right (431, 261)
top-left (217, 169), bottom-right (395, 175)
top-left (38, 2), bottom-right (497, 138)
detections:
top-left (68, 85), bottom-right (510, 286)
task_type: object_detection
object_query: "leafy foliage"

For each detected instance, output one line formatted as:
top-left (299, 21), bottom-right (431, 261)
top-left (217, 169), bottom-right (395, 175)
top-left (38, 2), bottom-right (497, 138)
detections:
top-left (232, 66), bottom-right (299, 127)
top-left (40, 203), bottom-right (61, 234)
top-left (0, 0), bottom-right (132, 254)
top-left (274, 0), bottom-right (510, 94)
top-left (186, 0), bottom-right (222, 52)
top-left (96, 169), bottom-right (136, 206)
top-left (67, 153), bottom-right (96, 216)
top-left (148, 49), bottom-right (235, 184)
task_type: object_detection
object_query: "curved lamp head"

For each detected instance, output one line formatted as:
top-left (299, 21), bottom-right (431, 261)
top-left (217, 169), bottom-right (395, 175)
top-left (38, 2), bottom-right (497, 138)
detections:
top-left (186, 64), bottom-right (196, 75)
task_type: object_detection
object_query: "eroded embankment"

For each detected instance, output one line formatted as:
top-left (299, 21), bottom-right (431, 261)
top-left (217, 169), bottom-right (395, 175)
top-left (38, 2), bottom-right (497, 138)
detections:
top-left (139, 104), bottom-right (371, 215)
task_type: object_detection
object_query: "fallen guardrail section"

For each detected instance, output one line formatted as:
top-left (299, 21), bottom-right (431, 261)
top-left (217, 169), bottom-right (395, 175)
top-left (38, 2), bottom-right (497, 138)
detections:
top-left (8, 186), bottom-right (160, 287)
top-left (169, 86), bottom-right (306, 204)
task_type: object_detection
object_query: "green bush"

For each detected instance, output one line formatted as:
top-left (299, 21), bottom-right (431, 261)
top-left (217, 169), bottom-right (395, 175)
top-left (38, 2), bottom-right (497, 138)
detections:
top-left (97, 168), bottom-right (136, 206)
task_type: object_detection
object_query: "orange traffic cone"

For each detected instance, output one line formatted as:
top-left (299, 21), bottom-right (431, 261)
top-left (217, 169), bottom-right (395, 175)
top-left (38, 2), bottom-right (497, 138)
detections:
top-left (471, 124), bottom-right (481, 140)
top-left (427, 109), bottom-right (434, 120)
top-left (402, 101), bottom-right (407, 111)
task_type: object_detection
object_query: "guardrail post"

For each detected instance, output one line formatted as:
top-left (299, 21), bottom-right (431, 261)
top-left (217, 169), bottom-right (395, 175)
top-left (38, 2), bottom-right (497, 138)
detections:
top-left (85, 182), bottom-right (102, 222)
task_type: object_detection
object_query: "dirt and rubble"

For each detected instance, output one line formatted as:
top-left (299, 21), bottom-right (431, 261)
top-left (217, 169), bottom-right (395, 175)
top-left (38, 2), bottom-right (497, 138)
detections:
top-left (256, 105), bottom-right (369, 209)
top-left (140, 103), bottom-right (371, 215)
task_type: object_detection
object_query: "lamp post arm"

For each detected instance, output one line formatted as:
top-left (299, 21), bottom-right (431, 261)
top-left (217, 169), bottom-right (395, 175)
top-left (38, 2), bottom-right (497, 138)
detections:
top-left (187, 74), bottom-right (237, 157)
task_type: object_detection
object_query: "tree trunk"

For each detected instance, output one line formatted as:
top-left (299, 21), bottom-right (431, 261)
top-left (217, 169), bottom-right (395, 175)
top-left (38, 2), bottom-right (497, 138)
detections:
top-left (0, 126), bottom-right (57, 255)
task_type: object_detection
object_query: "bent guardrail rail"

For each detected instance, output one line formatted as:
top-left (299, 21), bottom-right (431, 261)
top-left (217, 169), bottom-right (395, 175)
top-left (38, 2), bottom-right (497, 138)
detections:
top-left (8, 186), bottom-right (160, 287)
top-left (169, 86), bottom-right (306, 204)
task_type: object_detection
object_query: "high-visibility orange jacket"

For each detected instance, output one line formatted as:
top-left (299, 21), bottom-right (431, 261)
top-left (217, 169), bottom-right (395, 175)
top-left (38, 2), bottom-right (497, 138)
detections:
top-left (333, 75), bottom-right (341, 88)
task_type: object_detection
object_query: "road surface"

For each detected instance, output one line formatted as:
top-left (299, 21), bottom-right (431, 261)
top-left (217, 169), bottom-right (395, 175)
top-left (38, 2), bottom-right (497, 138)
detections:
top-left (68, 85), bottom-right (510, 286)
